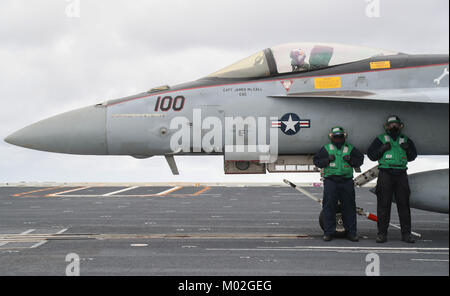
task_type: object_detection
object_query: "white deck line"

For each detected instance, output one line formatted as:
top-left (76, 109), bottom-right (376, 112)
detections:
top-left (156, 186), bottom-right (182, 196)
top-left (0, 229), bottom-right (35, 247)
top-left (411, 259), bottom-right (449, 262)
top-left (55, 228), bottom-right (68, 235)
top-left (258, 246), bottom-right (449, 251)
top-left (31, 228), bottom-right (67, 249)
top-left (50, 187), bottom-right (91, 196)
top-left (2, 182), bottom-right (374, 187)
top-left (20, 229), bottom-right (35, 235)
top-left (102, 186), bottom-right (139, 196)
top-left (30, 241), bottom-right (47, 249)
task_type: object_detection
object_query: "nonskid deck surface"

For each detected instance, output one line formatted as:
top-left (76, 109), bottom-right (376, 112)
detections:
top-left (0, 185), bottom-right (448, 276)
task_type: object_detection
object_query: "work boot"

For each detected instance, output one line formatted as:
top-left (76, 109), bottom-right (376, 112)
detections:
top-left (347, 234), bottom-right (359, 242)
top-left (323, 235), bottom-right (333, 242)
top-left (401, 234), bottom-right (416, 243)
top-left (376, 234), bottom-right (387, 243)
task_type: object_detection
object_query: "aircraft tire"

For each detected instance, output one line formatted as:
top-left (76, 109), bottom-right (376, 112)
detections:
top-left (319, 210), bottom-right (347, 238)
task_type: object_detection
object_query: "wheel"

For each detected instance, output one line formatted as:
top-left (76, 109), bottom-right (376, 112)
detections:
top-left (319, 210), bottom-right (347, 237)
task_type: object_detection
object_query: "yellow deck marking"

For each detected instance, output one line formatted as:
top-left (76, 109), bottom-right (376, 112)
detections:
top-left (13, 187), bottom-right (60, 197)
top-left (15, 185), bottom-right (211, 198)
top-left (192, 186), bottom-right (211, 196)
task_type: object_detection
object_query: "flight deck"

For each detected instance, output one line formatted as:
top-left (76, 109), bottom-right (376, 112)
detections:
top-left (0, 184), bottom-right (448, 276)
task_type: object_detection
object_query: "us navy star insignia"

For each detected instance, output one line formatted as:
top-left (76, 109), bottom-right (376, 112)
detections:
top-left (282, 115), bottom-right (297, 133)
top-left (271, 113), bottom-right (311, 135)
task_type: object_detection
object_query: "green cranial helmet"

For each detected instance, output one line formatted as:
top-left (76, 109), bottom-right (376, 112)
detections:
top-left (328, 126), bottom-right (347, 139)
top-left (384, 115), bottom-right (404, 130)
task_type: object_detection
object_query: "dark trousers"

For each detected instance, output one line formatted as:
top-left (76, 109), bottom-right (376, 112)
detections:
top-left (376, 170), bottom-right (412, 236)
top-left (322, 178), bottom-right (357, 236)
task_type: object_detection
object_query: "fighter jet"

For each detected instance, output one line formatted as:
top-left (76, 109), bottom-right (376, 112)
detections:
top-left (5, 42), bottom-right (449, 215)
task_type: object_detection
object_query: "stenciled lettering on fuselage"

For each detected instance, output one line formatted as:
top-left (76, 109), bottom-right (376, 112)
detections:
top-left (271, 113), bottom-right (311, 135)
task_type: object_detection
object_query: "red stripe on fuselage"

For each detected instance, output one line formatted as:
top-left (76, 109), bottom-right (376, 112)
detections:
top-left (107, 63), bottom-right (449, 107)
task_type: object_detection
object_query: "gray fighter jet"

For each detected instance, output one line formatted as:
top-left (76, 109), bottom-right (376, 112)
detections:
top-left (5, 42), bottom-right (449, 214)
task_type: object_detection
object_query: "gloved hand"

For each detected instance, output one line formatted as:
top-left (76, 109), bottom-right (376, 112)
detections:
top-left (343, 155), bottom-right (352, 163)
top-left (328, 154), bottom-right (336, 162)
top-left (400, 142), bottom-right (409, 151)
top-left (380, 142), bottom-right (391, 153)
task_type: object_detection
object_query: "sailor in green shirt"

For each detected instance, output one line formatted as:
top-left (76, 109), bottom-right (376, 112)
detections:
top-left (368, 115), bottom-right (418, 243)
top-left (314, 127), bottom-right (364, 242)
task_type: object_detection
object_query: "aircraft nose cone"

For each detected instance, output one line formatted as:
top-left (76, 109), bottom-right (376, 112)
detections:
top-left (4, 134), bottom-right (15, 145)
top-left (4, 105), bottom-right (108, 155)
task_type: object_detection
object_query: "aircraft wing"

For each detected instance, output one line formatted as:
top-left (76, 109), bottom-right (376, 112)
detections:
top-left (269, 88), bottom-right (449, 104)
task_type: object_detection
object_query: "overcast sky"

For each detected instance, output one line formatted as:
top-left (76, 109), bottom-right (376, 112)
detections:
top-left (0, 0), bottom-right (448, 183)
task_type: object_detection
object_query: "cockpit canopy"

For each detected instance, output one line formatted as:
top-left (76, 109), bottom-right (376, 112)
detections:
top-left (207, 42), bottom-right (398, 79)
